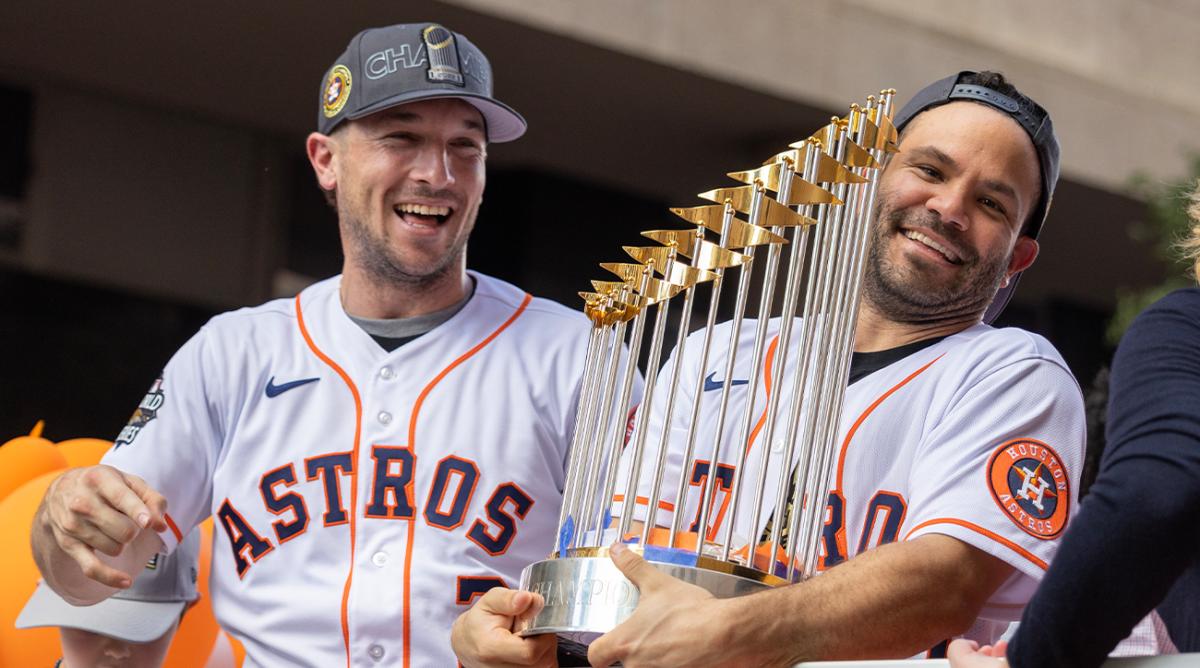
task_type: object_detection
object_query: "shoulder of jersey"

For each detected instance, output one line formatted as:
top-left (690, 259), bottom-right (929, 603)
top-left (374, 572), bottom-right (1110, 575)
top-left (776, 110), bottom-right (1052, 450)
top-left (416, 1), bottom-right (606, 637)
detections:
top-left (469, 271), bottom-right (590, 331)
top-left (941, 323), bottom-right (1074, 379)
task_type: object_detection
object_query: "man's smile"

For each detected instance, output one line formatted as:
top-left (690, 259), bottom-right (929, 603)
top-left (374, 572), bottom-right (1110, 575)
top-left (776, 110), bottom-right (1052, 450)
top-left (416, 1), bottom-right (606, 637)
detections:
top-left (900, 228), bottom-right (965, 265)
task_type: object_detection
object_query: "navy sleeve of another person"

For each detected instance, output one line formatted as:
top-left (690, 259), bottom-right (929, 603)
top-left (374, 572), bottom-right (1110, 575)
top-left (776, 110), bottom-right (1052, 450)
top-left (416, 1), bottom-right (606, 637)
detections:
top-left (1007, 287), bottom-right (1200, 667)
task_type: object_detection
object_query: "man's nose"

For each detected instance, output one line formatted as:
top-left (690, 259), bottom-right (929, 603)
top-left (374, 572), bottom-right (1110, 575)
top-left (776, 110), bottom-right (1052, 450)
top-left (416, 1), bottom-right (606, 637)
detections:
top-left (925, 186), bottom-right (970, 230)
top-left (410, 144), bottom-right (454, 188)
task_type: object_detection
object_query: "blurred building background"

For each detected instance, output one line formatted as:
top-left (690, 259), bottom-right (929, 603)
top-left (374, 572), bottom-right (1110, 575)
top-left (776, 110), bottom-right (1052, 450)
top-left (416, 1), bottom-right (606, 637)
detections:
top-left (1, 0), bottom-right (1198, 439)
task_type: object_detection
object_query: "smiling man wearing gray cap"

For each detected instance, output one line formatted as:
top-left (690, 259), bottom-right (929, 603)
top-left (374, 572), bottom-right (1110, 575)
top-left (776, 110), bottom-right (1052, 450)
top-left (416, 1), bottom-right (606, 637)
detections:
top-left (31, 22), bottom-right (592, 667)
top-left (18, 530), bottom-right (199, 668)
top-left (455, 70), bottom-right (1086, 668)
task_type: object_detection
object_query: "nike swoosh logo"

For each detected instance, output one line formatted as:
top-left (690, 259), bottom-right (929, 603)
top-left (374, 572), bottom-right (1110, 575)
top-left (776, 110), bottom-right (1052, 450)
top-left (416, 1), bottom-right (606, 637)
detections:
top-left (265, 376), bottom-right (320, 398)
top-left (703, 372), bottom-right (749, 392)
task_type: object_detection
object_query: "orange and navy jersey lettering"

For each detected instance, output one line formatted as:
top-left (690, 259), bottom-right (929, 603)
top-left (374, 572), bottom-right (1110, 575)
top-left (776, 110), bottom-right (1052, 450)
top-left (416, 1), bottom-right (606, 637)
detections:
top-left (467, 482), bottom-right (535, 556)
top-left (220, 451), bottom-right (541, 576)
top-left (304, 452), bottom-right (353, 526)
top-left (365, 446), bottom-right (417, 519)
top-left (217, 498), bottom-right (274, 579)
top-left (260, 463), bottom-right (311, 544)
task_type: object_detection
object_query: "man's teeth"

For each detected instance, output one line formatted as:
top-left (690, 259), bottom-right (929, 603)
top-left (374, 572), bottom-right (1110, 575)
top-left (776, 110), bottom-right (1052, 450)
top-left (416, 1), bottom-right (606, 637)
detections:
top-left (397, 203), bottom-right (451, 217)
top-left (903, 230), bottom-right (959, 263)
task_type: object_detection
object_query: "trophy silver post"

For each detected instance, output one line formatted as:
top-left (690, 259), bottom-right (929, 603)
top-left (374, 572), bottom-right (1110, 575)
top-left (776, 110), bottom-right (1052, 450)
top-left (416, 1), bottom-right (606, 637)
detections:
top-left (666, 200), bottom-right (740, 549)
top-left (734, 137), bottom-right (830, 566)
top-left (792, 100), bottom-right (893, 577)
top-left (639, 224), bottom-right (737, 547)
top-left (788, 121), bottom-right (866, 578)
top-left (571, 286), bottom-right (636, 551)
top-left (715, 162), bottom-right (799, 564)
top-left (557, 312), bottom-right (612, 536)
top-left (763, 123), bottom-right (849, 564)
top-left (591, 263), bottom-right (662, 543)
top-left (798, 91), bottom-right (897, 575)
top-left (616, 251), bottom-right (678, 541)
top-left (693, 184), bottom-right (781, 555)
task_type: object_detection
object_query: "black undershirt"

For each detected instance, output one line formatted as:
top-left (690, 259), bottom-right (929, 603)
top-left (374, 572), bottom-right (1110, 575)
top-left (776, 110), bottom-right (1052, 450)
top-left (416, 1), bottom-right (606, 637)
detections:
top-left (847, 335), bottom-right (948, 386)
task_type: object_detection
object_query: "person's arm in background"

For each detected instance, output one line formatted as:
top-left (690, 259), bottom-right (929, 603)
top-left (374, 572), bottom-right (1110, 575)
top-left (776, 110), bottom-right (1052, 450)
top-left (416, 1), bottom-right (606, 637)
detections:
top-left (996, 290), bottom-right (1200, 667)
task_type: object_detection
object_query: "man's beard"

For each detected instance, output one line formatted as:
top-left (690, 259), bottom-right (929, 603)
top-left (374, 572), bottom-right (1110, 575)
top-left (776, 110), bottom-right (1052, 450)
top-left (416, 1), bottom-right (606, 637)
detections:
top-left (861, 200), bottom-right (1011, 324)
top-left (341, 210), bottom-right (468, 290)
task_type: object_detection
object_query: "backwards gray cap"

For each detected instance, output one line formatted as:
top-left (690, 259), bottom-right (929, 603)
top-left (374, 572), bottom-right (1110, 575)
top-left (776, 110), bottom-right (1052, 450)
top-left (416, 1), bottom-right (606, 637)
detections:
top-left (893, 71), bottom-right (1060, 324)
top-left (318, 23), bottom-right (527, 142)
top-left (16, 530), bottom-right (200, 643)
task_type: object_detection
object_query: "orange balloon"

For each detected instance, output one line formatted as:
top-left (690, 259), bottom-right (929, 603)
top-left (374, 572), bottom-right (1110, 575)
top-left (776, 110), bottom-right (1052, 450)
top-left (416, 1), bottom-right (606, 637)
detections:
top-left (0, 433), bottom-right (66, 503)
top-left (162, 519), bottom-right (219, 668)
top-left (0, 471), bottom-right (71, 666)
top-left (56, 438), bottom-right (113, 469)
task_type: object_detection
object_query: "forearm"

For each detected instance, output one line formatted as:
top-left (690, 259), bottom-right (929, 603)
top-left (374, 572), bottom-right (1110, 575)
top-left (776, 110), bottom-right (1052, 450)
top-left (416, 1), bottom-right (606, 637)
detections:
top-left (724, 535), bottom-right (1010, 664)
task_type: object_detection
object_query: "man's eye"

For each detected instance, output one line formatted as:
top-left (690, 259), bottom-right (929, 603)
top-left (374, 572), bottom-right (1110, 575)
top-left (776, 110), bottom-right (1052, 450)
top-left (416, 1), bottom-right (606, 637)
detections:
top-left (916, 165), bottom-right (941, 179)
top-left (980, 197), bottom-right (1006, 215)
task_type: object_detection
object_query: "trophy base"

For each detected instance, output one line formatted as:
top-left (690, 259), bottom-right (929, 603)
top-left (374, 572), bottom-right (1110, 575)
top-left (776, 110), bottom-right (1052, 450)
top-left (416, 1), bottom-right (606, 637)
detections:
top-left (516, 548), bottom-right (776, 657)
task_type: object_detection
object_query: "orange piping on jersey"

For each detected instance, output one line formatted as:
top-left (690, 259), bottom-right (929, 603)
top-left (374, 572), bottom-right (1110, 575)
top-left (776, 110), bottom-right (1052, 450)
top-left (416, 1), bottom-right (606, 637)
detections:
top-left (612, 494), bottom-right (676, 512)
top-left (295, 294), bottom-right (363, 668)
top-left (163, 513), bottom-right (183, 544)
top-left (903, 517), bottom-right (1048, 571)
top-left (835, 355), bottom-right (944, 492)
top-left (742, 335), bottom-right (780, 456)
top-left (403, 293), bottom-right (532, 668)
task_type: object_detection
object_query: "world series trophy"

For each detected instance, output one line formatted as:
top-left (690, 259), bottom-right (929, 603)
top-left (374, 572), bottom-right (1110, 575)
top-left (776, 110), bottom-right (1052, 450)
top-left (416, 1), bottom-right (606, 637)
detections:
top-left (517, 90), bottom-right (899, 659)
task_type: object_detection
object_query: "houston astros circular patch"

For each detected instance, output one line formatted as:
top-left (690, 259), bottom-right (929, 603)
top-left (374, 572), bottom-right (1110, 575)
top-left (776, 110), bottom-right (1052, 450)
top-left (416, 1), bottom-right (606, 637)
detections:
top-left (987, 438), bottom-right (1070, 539)
top-left (322, 65), bottom-right (352, 118)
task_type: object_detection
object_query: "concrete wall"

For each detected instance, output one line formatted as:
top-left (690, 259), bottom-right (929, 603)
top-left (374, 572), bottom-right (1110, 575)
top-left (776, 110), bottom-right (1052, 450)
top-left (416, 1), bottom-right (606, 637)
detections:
top-left (443, 0), bottom-right (1200, 192)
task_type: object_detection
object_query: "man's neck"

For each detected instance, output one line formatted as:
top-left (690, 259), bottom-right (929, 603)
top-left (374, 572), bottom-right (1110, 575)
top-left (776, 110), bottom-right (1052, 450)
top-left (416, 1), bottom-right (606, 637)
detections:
top-left (339, 265), bottom-right (470, 320)
top-left (853, 299), bottom-right (980, 352)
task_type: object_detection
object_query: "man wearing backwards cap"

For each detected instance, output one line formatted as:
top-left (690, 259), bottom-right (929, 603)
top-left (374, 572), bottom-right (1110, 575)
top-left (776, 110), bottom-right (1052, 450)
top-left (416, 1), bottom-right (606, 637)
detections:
top-left (31, 23), bottom-right (591, 667)
top-left (455, 71), bottom-right (1085, 667)
top-left (17, 530), bottom-right (200, 668)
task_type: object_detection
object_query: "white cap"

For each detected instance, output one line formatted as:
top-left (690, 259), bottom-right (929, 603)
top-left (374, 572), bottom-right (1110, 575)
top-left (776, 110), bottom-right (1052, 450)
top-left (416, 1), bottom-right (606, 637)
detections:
top-left (16, 530), bottom-right (200, 643)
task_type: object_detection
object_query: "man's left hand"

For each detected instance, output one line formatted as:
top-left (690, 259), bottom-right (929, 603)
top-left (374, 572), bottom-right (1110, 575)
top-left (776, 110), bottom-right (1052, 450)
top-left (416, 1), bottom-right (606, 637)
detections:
top-left (587, 542), bottom-right (742, 668)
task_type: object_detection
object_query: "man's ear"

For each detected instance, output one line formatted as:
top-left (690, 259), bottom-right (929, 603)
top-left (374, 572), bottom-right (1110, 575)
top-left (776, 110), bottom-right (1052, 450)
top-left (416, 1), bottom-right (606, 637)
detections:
top-left (1006, 236), bottom-right (1039, 283)
top-left (306, 132), bottom-right (338, 191)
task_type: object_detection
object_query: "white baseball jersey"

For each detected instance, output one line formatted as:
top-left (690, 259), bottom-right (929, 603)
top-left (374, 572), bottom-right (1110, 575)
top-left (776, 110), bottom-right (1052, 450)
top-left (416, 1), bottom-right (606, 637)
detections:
top-left (103, 272), bottom-right (591, 668)
top-left (613, 317), bottom-right (1084, 654)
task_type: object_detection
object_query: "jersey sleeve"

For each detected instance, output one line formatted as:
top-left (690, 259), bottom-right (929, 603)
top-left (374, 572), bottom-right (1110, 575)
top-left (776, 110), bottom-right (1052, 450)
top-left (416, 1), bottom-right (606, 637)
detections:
top-left (901, 355), bottom-right (1085, 617)
top-left (101, 325), bottom-right (222, 552)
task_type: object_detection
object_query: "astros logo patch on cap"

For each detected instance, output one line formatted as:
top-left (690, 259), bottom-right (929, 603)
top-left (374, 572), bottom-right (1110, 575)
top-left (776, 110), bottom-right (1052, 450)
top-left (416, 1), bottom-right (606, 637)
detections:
top-left (322, 65), bottom-right (352, 118)
top-left (987, 438), bottom-right (1070, 539)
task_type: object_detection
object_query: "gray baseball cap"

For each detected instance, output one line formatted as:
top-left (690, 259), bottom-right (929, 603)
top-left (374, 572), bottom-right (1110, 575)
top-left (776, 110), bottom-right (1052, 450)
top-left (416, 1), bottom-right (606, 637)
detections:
top-left (16, 530), bottom-right (200, 643)
top-left (318, 22), bottom-right (527, 142)
top-left (893, 71), bottom-right (1060, 324)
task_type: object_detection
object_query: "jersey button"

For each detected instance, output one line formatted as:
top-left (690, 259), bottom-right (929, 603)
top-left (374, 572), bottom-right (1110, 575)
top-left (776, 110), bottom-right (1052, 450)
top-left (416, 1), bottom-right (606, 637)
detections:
top-left (371, 551), bottom-right (388, 567)
top-left (378, 411), bottom-right (392, 425)
top-left (368, 644), bottom-right (385, 661)
top-left (379, 367), bottom-right (394, 380)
